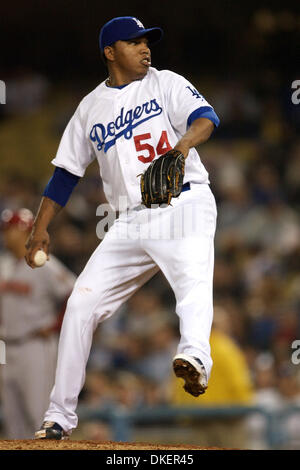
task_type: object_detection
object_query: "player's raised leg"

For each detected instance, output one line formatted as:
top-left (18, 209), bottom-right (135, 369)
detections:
top-left (142, 184), bottom-right (217, 396)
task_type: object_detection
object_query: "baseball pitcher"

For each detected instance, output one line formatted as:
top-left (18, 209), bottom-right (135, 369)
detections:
top-left (24, 16), bottom-right (220, 439)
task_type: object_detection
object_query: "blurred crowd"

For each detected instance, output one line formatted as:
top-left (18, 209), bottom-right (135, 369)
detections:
top-left (0, 67), bottom-right (300, 449)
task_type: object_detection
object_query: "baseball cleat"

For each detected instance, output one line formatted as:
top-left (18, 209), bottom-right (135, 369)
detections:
top-left (35, 421), bottom-right (68, 440)
top-left (173, 353), bottom-right (208, 397)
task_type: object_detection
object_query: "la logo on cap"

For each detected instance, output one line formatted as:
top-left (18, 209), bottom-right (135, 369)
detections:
top-left (133, 17), bottom-right (144, 29)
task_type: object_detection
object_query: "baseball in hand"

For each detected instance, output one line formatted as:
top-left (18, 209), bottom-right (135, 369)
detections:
top-left (33, 250), bottom-right (47, 267)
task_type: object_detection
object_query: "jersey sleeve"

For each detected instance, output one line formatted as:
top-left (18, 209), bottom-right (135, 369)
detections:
top-left (162, 71), bottom-right (220, 135)
top-left (51, 104), bottom-right (95, 177)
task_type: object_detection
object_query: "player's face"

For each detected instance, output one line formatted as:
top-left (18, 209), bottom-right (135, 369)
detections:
top-left (110, 37), bottom-right (151, 81)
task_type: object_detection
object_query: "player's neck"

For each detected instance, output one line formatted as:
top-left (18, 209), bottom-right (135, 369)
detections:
top-left (106, 75), bottom-right (132, 88)
top-left (106, 67), bottom-right (141, 88)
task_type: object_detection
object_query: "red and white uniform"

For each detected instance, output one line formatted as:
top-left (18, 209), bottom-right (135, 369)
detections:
top-left (0, 253), bottom-right (76, 438)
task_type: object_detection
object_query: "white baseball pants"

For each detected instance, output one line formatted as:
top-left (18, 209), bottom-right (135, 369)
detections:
top-left (44, 183), bottom-right (217, 433)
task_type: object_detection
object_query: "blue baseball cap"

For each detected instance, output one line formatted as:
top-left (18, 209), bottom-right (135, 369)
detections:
top-left (99, 16), bottom-right (163, 52)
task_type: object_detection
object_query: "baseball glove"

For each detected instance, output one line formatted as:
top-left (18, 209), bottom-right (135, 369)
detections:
top-left (140, 149), bottom-right (185, 208)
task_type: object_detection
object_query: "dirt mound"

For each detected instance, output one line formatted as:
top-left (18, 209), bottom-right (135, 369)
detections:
top-left (0, 439), bottom-right (224, 450)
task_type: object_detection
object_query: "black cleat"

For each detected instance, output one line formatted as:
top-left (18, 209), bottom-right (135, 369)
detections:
top-left (35, 421), bottom-right (68, 440)
top-left (173, 353), bottom-right (208, 397)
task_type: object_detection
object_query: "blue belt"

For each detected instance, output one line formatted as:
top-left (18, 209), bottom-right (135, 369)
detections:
top-left (181, 182), bottom-right (190, 192)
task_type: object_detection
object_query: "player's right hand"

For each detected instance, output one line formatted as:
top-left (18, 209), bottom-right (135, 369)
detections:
top-left (25, 229), bottom-right (50, 269)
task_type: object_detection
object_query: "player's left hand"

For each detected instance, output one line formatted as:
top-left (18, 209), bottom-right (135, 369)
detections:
top-left (140, 148), bottom-right (185, 208)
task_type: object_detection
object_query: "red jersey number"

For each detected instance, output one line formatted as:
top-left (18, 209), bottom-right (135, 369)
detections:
top-left (134, 131), bottom-right (172, 163)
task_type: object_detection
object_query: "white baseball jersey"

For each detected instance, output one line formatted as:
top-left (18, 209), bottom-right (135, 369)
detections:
top-left (52, 67), bottom-right (216, 211)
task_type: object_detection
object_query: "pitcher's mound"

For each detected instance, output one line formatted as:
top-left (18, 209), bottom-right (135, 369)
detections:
top-left (0, 440), bottom-right (226, 450)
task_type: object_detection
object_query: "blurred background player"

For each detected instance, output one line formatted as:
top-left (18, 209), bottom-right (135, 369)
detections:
top-left (0, 208), bottom-right (76, 438)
